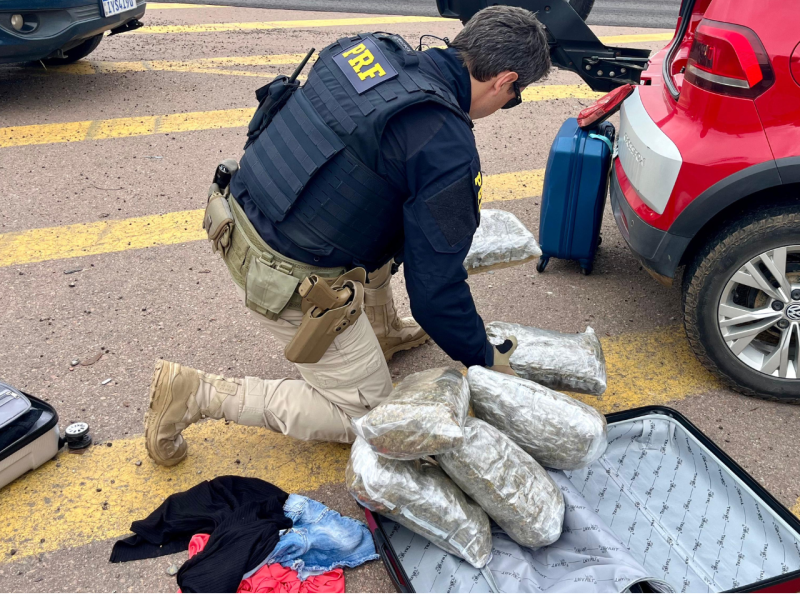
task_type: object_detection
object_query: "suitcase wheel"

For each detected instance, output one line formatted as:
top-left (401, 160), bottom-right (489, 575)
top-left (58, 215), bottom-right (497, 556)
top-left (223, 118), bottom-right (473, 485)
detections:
top-left (536, 257), bottom-right (549, 273)
top-left (581, 266), bottom-right (593, 276)
top-left (597, 235), bottom-right (602, 247)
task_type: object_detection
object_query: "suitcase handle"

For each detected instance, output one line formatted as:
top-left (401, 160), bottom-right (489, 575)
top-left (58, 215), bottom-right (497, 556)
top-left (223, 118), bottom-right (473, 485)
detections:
top-left (588, 133), bottom-right (613, 153)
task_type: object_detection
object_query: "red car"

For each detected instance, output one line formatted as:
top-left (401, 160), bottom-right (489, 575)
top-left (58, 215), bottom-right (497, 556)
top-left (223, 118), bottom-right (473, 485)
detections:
top-left (611, 0), bottom-right (800, 401)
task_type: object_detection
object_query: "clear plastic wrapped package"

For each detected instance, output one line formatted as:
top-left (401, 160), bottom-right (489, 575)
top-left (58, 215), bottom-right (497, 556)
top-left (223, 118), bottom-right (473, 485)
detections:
top-left (486, 322), bottom-right (607, 395)
top-left (352, 367), bottom-right (469, 459)
top-left (467, 366), bottom-right (607, 470)
top-left (464, 209), bottom-right (542, 274)
top-left (437, 418), bottom-right (565, 549)
top-left (346, 437), bottom-right (493, 568)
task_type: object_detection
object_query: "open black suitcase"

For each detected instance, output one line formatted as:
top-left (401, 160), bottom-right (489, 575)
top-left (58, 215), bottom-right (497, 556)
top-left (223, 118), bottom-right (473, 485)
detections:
top-left (364, 406), bottom-right (800, 593)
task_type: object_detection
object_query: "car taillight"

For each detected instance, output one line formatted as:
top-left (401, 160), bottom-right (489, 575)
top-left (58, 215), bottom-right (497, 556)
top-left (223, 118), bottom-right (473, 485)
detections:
top-left (684, 19), bottom-right (774, 98)
top-left (577, 84), bottom-right (636, 129)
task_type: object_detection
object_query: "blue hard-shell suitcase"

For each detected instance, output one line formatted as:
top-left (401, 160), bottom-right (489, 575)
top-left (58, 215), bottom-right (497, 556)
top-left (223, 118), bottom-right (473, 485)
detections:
top-left (537, 117), bottom-right (615, 276)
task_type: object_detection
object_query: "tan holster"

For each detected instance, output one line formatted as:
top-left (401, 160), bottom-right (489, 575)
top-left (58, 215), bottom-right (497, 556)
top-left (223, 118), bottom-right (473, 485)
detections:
top-left (203, 182), bottom-right (367, 364)
top-left (284, 268), bottom-right (367, 364)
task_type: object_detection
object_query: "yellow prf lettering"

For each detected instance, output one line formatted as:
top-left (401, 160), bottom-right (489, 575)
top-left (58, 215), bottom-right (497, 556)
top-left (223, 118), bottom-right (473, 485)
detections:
top-left (342, 43), bottom-right (366, 58)
top-left (348, 50), bottom-right (374, 73)
top-left (358, 63), bottom-right (386, 81)
top-left (474, 171), bottom-right (483, 209)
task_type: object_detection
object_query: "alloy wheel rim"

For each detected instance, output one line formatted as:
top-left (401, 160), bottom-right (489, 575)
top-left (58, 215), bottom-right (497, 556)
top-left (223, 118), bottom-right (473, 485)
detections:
top-left (717, 245), bottom-right (800, 379)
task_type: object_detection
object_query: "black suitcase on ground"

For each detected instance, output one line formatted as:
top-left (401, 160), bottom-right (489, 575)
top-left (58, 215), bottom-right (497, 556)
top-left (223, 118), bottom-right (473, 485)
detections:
top-left (364, 406), bottom-right (800, 593)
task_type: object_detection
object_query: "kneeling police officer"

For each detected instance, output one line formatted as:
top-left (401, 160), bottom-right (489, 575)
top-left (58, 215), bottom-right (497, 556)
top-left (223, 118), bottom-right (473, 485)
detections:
top-left (144, 5), bottom-right (551, 466)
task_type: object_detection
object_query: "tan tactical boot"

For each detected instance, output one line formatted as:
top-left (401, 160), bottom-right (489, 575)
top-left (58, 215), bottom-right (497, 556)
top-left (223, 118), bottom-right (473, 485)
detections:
top-left (365, 264), bottom-right (429, 361)
top-left (144, 360), bottom-right (244, 466)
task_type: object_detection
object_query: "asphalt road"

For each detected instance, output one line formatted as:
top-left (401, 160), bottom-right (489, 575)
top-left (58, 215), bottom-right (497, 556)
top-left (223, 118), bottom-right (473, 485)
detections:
top-left (149, 0), bottom-right (683, 28)
top-left (0, 2), bottom-right (798, 594)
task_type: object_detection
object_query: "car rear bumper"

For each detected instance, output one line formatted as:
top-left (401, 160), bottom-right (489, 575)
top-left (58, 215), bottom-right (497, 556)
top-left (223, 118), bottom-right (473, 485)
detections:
top-left (610, 160), bottom-right (691, 284)
top-left (0, 1), bottom-right (145, 64)
top-left (616, 88), bottom-right (682, 216)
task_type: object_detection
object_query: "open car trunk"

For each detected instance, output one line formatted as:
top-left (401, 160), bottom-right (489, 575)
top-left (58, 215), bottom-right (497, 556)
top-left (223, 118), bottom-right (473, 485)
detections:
top-left (435, 0), bottom-right (650, 92)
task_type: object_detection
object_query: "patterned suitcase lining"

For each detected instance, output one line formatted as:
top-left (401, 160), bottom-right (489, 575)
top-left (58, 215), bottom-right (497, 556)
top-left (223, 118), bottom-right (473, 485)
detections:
top-left (378, 413), bottom-right (800, 593)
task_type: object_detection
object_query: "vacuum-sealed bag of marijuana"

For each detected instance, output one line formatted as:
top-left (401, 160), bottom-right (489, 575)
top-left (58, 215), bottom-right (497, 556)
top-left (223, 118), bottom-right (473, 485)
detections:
top-left (486, 322), bottom-right (607, 395)
top-left (352, 367), bottom-right (469, 459)
top-left (346, 437), bottom-right (493, 568)
top-left (437, 418), bottom-right (565, 549)
top-left (468, 366), bottom-right (607, 470)
top-left (464, 209), bottom-right (541, 274)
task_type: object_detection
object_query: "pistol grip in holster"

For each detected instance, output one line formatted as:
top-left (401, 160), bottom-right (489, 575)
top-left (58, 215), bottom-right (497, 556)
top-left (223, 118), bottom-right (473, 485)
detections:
top-left (284, 269), bottom-right (366, 364)
top-left (299, 275), bottom-right (350, 312)
top-left (298, 268), bottom-right (367, 314)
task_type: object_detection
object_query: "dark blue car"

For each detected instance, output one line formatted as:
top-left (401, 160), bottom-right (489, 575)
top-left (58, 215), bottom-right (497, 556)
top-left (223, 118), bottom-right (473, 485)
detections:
top-left (0, 0), bottom-right (146, 65)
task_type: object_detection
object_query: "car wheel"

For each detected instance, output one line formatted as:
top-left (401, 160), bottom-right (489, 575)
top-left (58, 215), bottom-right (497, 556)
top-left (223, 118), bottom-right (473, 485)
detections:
top-left (42, 34), bottom-right (103, 65)
top-left (683, 206), bottom-right (800, 402)
top-left (569, 0), bottom-right (595, 20)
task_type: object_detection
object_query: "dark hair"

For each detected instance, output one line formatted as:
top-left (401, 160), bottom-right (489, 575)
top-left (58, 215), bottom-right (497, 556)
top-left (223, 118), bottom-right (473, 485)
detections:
top-left (450, 5), bottom-right (551, 87)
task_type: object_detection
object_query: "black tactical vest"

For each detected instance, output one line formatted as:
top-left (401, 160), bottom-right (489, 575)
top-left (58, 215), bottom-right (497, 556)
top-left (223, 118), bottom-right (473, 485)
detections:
top-left (235, 33), bottom-right (472, 265)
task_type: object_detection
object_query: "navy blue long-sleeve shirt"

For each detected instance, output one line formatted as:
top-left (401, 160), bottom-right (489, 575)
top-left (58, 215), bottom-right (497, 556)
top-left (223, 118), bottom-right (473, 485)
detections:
top-left (232, 47), bottom-right (494, 367)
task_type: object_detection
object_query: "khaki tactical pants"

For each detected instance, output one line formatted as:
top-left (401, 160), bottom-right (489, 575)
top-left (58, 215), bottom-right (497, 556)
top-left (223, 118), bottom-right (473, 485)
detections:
top-left (231, 284), bottom-right (393, 443)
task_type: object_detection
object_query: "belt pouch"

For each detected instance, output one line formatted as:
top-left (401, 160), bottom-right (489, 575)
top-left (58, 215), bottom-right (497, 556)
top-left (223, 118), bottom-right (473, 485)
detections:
top-left (203, 194), bottom-right (235, 254)
top-left (245, 256), bottom-right (300, 320)
top-left (284, 281), bottom-right (364, 364)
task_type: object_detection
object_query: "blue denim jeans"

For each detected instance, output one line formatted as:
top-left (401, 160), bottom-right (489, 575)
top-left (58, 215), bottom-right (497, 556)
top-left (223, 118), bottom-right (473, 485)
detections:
top-left (243, 494), bottom-right (378, 580)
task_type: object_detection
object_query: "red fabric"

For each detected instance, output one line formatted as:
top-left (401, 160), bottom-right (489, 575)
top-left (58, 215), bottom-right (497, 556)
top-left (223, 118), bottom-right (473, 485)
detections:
top-left (187, 533), bottom-right (211, 559)
top-left (179, 533), bottom-right (344, 594)
top-left (237, 563), bottom-right (344, 593)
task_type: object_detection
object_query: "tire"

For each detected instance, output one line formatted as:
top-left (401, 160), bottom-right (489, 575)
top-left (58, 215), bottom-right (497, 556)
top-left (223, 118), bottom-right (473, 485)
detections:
top-left (569, 0), bottom-right (595, 20)
top-left (42, 34), bottom-right (103, 65)
top-left (682, 206), bottom-right (800, 402)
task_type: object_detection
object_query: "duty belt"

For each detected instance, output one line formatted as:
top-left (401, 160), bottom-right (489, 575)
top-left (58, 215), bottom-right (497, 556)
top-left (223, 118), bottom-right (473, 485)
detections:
top-left (203, 189), bottom-right (346, 320)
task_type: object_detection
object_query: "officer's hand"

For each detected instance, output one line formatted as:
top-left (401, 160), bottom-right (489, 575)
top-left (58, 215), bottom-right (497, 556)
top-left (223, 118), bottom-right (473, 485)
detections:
top-left (489, 336), bottom-right (519, 377)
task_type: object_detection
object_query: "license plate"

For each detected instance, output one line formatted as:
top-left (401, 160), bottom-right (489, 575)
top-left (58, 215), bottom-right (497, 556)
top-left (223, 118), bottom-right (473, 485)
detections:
top-left (101, 0), bottom-right (137, 17)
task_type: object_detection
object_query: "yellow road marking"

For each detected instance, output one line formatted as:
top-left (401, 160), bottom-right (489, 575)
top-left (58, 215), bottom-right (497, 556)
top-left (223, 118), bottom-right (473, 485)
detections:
top-left (0, 420), bottom-right (350, 562)
top-left (599, 32), bottom-right (673, 45)
top-left (147, 2), bottom-right (223, 7)
top-left (522, 84), bottom-right (603, 102)
top-left (51, 54), bottom-right (313, 76)
top-left (0, 324), bottom-right (718, 563)
top-left (0, 83), bottom-right (599, 149)
top-left (482, 169), bottom-right (545, 204)
top-left (0, 107), bottom-right (253, 148)
top-left (573, 326), bottom-right (720, 414)
top-left (52, 60), bottom-right (286, 79)
top-left (128, 16), bottom-right (669, 40)
top-left (132, 15), bottom-right (447, 35)
top-left (0, 169), bottom-right (542, 268)
top-left (0, 210), bottom-right (206, 268)
top-left (9, 32), bottom-right (668, 81)
top-left (793, 498), bottom-right (800, 518)
top-left (140, 0), bottom-right (672, 42)
top-left (32, 32), bottom-right (670, 78)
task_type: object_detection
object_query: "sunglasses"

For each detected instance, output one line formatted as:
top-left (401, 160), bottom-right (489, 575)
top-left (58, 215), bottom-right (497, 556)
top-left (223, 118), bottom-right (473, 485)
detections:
top-left (502, 81), bottom-right (523, 110)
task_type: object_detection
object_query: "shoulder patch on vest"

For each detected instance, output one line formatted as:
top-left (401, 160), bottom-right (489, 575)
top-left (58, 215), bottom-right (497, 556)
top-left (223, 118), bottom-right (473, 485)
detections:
top-left (425, 173), bottom-right (480, 247)
top-left (333, 38), bottom-right (398, 94)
